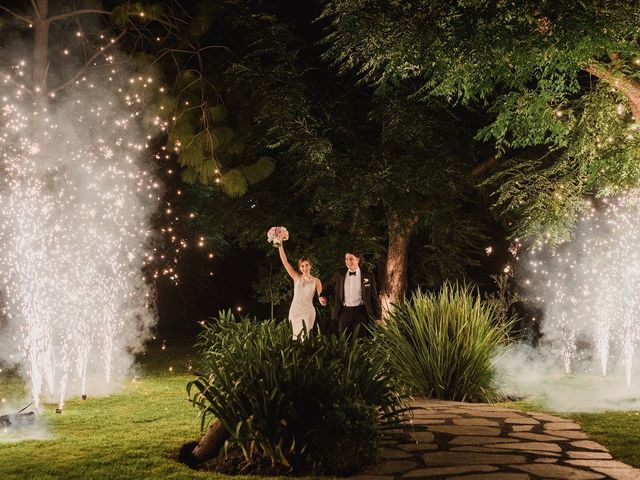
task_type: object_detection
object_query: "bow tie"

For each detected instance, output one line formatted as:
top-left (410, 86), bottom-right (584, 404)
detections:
top-left (348, 271), bottom-right (357, 276)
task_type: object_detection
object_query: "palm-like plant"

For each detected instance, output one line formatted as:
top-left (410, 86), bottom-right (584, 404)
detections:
top-left (372, 283), bottom-right (515, 402)
top-left (187, 311), bottom-right (406, 474)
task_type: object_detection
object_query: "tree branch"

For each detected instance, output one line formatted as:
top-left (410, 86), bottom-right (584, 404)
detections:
top-left (0, 5), bottom-right (33, 25)
top-left (471, 155), bottom-right (497, 177)
top-left (585, 63), bottom-right (640, 120)
top-left (30, 0), bottom-right (40, 19)
top-left (49, 30), bottom-right (126, 96)
top-left (46, 9), bottom-right (111, 24)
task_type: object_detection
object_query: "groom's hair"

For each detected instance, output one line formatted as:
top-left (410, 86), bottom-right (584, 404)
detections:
top-left (345, 249), bottom-right (362, 260)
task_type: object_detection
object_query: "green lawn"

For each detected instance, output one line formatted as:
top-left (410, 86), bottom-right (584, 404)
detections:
top-left (0, 343), bottom-right (289, 480)
top-left (2, 344), bottom-right (639, 479)
top-left (506, 400), bottom-right (640, 468)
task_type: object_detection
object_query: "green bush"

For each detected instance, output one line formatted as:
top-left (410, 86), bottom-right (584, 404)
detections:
top-left (187, 310), bottom-right (406, 475)
top-left (307, 400), bottom-right (379, 474)
top-left (372, 283), bottom-right (515, 402)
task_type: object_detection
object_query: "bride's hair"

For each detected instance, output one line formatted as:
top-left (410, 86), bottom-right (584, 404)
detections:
top-left (297, 257), bottom-right (312, 269)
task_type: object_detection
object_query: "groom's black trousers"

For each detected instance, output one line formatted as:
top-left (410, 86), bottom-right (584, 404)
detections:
top-left (338, 305), bottom-right (369, 337)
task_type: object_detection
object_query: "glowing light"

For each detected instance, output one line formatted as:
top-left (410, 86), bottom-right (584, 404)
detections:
top-left (0, 68), bottom-right (160, 406)
top-left (520, 191), bottom-right (640, 385)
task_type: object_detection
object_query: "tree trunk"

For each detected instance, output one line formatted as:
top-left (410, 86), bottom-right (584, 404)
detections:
top-left (191, 419), bottom-right (230, 462)
top-left (586, 63), bottom-right (640, 121)
top-left (380, 211), bottom-right (417, 315)
top-left (32, 0), bottom-right (50, 104)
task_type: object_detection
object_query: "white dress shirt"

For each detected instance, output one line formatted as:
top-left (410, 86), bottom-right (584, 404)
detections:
top-left (344, 267), bottom-right (363, 306)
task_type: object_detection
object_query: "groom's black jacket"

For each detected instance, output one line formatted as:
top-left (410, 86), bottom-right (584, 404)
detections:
top-left (323, 268), bottom-right (382, 322)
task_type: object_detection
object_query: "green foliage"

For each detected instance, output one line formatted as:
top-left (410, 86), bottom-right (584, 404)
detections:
top-left (307, 400), bottom-right (379, 475)
top-left (483, 85), bottom-right (640, 243)
top-left (321, 0), bottom-right (640, 242)
top-left (372, 283), bottom-right (515, 402)
top-left (187, 311), bottom-right (406, 474)
top-left (221, 169), bottom-right (248, 197)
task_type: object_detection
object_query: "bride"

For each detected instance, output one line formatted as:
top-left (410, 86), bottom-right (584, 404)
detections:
top-left (278, 243), bottom-right (323, 339)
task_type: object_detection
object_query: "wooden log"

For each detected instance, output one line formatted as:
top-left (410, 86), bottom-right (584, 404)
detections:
top-left (192, 419), bottom-right (230, 462)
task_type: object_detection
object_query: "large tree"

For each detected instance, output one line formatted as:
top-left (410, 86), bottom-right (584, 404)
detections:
top-left (153, 0), bottom-right (492, 317)
top-left (321, 0), bottom-right (640, 243)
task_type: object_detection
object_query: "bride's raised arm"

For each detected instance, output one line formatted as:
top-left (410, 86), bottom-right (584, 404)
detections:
top-left (278, 243), bottom-right (299, 281)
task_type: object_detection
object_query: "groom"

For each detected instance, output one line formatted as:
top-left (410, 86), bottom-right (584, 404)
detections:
top-left (318, 250), bottom-right (382, 335)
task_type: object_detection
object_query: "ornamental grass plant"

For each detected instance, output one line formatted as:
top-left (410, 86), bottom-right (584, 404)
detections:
top-left (372, 282), bottom-right (515, 402)
top-left (187, 310), bottom-right (406, 475)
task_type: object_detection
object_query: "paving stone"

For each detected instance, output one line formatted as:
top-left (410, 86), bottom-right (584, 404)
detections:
top-left (567, 460), bottom-right (633, 469)
top-left (401, 465), bottom-right (498, 478)
top-left (457, 405), bottom-right (519, 412)
top-left (509, 431), bottom-right (572, 442)
top-left (412, 399), bottom-right (460, 408)
top-left (452, 417), bottom-right (501, 427)
top-left (410, 431), bottom-right (435, 443)
top-left (456, 409), bottom-right (521, 418)
top-left (422, 451), bottom-right (526, 465)
top-left (409, 418), bottom-right (446, 425)
top-left (426, 425), bottom-right (502, 436)
top-left (451, 446), bottom-right (528, 454)
top-left (397, 442), bottom-right (438, 452)
top-left (529, 412), bottom-right (573, 423)
top-left (551, 429), bottom-right (589, 439)
top-left (512, 425), bottom-right (535, 432)
top-left (352, 476), bottom-right (395, 480)
top-left (504, 416), bottom-right (540, 425)
top-left (492, 441), bottom-right (562, 453)
top-left (570, 440), bottom-right (609, 451)
top-left (448, 473), bottom-right (529, 480)
top-left (513, 463), bottom-right (605, 479)
top-left (448, 436), bottom-right (516, 446)
top-left (567, 451), bottom-right (613, 460)
top-left (380, 448), bottom-right (412, 460)
top-left (591, 467), bottom-right (640, 480)
top-left (543, 421), bottom-right (581, 430)
top-left (364, 460), bottom-right (418, 475)
top-left (411, 414), bottom-right (460, 419)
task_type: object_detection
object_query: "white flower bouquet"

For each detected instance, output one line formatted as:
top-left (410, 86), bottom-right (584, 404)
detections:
top-left (267, 226), bottom-right (289, 247)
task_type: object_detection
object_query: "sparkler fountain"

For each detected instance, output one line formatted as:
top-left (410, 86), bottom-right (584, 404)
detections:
top-left (0, 61), bottom-right (161, 410)
top-left (501, 193), bottom-right (640, 409)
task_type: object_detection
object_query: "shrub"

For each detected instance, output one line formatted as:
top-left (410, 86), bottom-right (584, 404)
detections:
top-left (187, 310), bottom-right (406, 475)
top-left (372, 282), bottom-right (515, 402)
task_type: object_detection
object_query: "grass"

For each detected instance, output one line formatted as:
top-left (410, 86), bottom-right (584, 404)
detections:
top-left (2, 341), bottom-right (639, 479)
top-left (0, 342), bottom-right (290, 480)
top-left (506, 400), bottom-right (640, 468)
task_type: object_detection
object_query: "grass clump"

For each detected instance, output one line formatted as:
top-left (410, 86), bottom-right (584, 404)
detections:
top-left (372, 282), bottom-right (515, 402)
top-left (187, 310), bottom-right (406, 475)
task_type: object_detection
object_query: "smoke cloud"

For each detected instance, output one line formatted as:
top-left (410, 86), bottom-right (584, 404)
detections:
top-left (496, 194), bottom-right (640, 411)
top-left (0, 60), bottom-right (161, 408)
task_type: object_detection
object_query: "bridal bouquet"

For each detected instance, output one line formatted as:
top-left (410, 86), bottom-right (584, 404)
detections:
top-left (267, 226), bottom-right (289, 247)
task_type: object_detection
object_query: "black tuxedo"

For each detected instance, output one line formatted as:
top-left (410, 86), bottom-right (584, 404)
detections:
top-left (323, 268), bottom-right (381, 334)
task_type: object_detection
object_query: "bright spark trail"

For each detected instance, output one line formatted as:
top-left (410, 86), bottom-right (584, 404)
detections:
top-left (0, 62), bottom-right (160, 409)
top-left (523, 193), bottom-right (640, 387)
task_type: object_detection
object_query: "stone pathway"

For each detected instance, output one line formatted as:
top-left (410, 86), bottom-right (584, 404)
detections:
top-left (355, 399), bottom-right (640, 480)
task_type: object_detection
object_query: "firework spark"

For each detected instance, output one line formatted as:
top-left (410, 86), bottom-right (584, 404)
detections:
top-left (0, 72), bottom-right (159, 408)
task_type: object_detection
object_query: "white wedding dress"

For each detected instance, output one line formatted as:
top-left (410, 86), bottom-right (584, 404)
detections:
top-left (288, 276), bottom-right (317, 339)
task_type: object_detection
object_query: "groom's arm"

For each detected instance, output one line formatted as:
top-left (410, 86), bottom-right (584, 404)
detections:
top-left (318, 271), bottom-right (338, 306)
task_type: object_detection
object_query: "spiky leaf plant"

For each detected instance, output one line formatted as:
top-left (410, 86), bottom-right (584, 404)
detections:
top-left (372, 283), bottom-right (515, 402)
top-left (187, 311), bottom-right (406, 474)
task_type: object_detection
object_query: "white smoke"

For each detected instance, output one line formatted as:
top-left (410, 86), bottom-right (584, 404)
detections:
top-left (496, 193), bottom-right (640, 411)
top-left (0, 66), bottom-right (161, 408)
